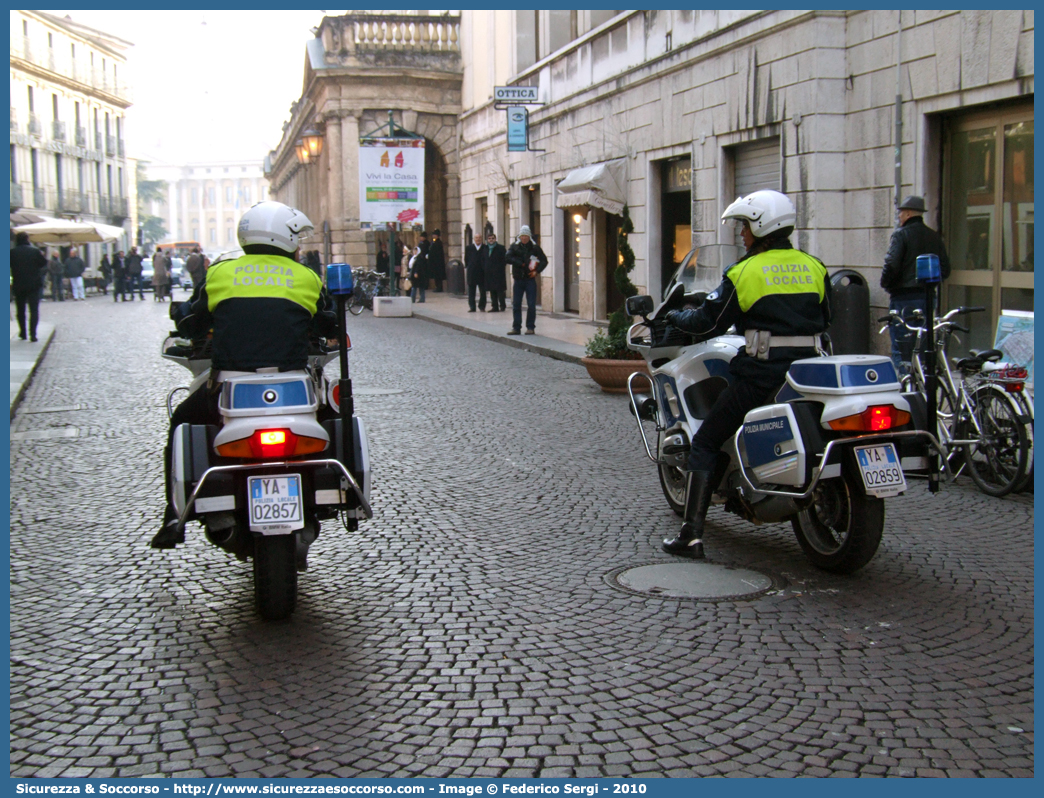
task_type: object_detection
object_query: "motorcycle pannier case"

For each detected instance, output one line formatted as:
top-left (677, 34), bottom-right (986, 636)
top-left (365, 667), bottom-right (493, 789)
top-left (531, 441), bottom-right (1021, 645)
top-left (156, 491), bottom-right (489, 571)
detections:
top-left (737, 403), bottom-right (808, 487)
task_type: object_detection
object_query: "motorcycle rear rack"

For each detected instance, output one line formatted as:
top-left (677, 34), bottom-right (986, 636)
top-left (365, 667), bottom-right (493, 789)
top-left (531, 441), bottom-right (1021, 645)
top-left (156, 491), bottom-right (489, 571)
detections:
top-left (730, 428), bottom-right (951, 500)
top-left (176, 458), bottom-right (373, 535)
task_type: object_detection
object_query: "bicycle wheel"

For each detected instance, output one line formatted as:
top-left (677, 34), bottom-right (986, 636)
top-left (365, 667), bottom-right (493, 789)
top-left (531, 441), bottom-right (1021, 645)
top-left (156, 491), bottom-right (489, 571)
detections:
top-left (347, 289), bottom-right (365, 315)
top-left (1011, 390), bottom-right (1034, 493)
top-left (935, 382), bottom-right (965, 474)
top-left (964, 386), bottom-right (1029, 497)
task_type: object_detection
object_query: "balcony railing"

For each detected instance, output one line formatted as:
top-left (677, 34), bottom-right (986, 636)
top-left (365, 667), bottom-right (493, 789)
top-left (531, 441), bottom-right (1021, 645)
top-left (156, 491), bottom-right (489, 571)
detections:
top-left (52, 120), bottom-right (67, 141)
top-left (75, 126), bottom-right (87, 147)
top-left (105, 134), bottom-right (116, 157)
top-left (95, 129), bottom-right (103, 150)
top-left (345, 13), bottom-right (460, 52)
top-left (28, 114), bottom-right (41, 138)
top-left (32, 186), bottom-right (47, 209)
top-left (117, 139), bottom-right (125, 158)
top-left (97, 195), bottom-right (109, 215)
top-left (110, 196), bottom-right (129, 219)
top-left (11, 182), bottom-right (24, 210)
top-left (58, 189), bottom-right (85, 213)
top-left (10, 108), bottom-right (17, 134)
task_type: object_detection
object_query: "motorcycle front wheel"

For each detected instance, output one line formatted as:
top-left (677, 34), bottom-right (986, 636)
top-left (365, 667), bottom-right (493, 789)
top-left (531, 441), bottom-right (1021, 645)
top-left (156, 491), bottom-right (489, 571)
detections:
top-left (253, 534), bottom-right (298, 620)
top-left (658, 462), bottom-right (686, 517)
top-left (790, 463), bottom-right (883, 574)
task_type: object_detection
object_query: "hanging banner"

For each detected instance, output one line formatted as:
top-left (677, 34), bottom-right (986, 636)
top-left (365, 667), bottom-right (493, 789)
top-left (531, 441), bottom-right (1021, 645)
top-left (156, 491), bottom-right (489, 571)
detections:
top-left (507, 107), bottom-right (529, 153)
top-left (359, 138), bottom-right (425, 228)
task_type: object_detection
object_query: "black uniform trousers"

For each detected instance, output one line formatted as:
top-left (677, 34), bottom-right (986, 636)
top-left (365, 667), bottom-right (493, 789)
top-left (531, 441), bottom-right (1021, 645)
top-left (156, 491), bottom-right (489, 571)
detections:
top-left (687, 350), bottom-right (816, 473)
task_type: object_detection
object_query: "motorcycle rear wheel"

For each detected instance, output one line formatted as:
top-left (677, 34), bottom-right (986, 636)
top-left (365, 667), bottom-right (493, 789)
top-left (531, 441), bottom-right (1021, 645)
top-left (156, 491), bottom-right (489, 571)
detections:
top-left (658, 463), bottom-right (686, 517)
top-left (253, 534), bottom-right (298, 620)
top-left (790, 465), bottom-right (883, 574)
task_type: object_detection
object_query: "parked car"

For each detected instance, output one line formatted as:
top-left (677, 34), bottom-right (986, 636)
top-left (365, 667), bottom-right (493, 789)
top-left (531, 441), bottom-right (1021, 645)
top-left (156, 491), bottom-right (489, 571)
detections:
top-left (141, 256), bottom-right (186, 291)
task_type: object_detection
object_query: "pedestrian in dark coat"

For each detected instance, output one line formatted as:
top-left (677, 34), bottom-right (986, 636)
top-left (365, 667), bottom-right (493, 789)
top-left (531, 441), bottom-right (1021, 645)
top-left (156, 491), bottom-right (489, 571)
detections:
top-left (428, 229), bottom-right (446, 291)
top-left (480, 231), bottom-right (508, 312)
top-left (464, 234), bottom-right (486, 311)
top-left (10, 232), bottom-right (47, 341)
top-left (124, 246), bottom-right (145, 300)
top-left (63, 247), bottom-right (87, 301)
top-left (505, 225), bottom-right (548, 335)
top-left (99, 254), bottom-right (112, 296)
top-left (47, 250), bottom-right (65, 301)
top-left (112, 251), bottom-right (128, 302)
top-left (880, 195), bottom-right (952, 372)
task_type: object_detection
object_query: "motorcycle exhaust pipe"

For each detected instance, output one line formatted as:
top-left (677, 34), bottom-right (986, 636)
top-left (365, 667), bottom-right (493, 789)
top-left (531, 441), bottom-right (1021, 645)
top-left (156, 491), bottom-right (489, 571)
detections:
top-left (204, 512), bottom-right (236, 546)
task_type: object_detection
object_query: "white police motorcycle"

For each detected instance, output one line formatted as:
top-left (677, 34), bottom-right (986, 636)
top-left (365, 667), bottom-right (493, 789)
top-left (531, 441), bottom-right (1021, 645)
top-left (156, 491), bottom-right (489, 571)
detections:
top-left (626, 245), bottom-right (936, 573)
top-left (161, 268), bottom-right (371, 620)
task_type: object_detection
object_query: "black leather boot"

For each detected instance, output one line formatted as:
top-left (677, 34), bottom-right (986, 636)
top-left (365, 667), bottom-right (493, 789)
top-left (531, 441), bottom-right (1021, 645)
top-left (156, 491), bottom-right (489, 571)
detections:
top-left (150, 446), bottom-right (184, 549)
top-left (662, 470), bottom-right (714, 558)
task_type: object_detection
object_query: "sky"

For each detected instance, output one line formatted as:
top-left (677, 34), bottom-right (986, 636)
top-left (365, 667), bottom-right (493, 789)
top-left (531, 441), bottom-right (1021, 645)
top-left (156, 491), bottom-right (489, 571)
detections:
top-left (43, 9), bottom-right (330, 168)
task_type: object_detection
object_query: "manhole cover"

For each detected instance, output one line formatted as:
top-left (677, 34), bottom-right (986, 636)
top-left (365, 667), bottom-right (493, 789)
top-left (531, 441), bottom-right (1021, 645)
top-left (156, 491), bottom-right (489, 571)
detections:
top-left (607, 561), bottom-right (777, 601)
top-left (354, 388), bottom-right (405, 396)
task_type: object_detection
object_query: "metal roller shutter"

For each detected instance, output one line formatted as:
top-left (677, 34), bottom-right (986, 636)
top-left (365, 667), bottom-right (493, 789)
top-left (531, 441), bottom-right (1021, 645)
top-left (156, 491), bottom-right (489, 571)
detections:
top-left (734, 137), bottom-right (781, 198)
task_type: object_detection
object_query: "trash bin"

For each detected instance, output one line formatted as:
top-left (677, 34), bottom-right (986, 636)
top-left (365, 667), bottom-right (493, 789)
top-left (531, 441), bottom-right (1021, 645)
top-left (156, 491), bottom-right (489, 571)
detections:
top-left (827, 269), bottom-right (870, 355)
top-left (447, 258), bottom-right (466, 295)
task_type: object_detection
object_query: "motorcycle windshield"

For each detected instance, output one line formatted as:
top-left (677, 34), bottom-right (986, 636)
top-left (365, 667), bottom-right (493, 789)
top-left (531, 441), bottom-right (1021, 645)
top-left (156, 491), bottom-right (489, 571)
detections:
top-left (665, 244), bottom-right (743, 299)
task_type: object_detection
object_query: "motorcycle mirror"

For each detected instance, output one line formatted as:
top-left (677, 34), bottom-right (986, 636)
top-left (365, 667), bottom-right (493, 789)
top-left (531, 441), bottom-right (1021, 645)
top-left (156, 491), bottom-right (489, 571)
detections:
top-left (626, 295), bottom-right (655, 318)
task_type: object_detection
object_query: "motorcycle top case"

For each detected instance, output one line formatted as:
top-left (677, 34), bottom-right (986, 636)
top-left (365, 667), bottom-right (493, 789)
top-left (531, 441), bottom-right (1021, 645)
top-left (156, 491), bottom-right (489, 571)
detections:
top-left (782, 355), bottom-right (899, 399)
top-left (737, 403), bottom-right (807, 487)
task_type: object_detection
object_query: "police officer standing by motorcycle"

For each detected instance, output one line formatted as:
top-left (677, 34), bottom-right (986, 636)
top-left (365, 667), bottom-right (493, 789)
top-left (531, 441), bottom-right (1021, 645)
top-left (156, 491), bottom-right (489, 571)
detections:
top-left (151, 201), bottom-right (338, 549)
top-left (661, 190), bottom-right (832, 558)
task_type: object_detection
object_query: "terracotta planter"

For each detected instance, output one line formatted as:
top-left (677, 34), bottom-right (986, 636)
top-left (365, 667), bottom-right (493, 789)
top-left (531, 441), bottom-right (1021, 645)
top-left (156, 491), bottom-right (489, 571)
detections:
top-left (580, 357), bottom-right (651, 394)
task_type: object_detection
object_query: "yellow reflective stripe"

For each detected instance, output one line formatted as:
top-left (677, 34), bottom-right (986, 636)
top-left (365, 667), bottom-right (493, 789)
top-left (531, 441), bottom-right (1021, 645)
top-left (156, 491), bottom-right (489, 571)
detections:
top-left (205, 255), bottom-right (322, 314)
top-left (727, 251), bottom-right (827, 312)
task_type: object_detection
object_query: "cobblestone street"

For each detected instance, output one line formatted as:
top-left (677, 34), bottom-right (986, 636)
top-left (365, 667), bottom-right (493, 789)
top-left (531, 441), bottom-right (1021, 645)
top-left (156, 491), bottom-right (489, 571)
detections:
top-left (9, 297), bottom-right (1035, 778)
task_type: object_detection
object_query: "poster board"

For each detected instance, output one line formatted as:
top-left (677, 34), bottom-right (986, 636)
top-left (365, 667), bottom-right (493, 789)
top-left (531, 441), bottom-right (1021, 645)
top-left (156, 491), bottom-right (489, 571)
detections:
top-left (994, 309), bottom-right (1034, 392)
top-left (359, 138), bottom-right (425, 228)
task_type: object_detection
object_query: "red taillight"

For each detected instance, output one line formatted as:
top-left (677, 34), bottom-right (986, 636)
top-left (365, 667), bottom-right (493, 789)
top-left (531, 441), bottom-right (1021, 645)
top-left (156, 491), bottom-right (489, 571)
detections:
top-left (215, 428), bottom-right (327, 459)
top-left (828, 405), bottom-right (911, 432)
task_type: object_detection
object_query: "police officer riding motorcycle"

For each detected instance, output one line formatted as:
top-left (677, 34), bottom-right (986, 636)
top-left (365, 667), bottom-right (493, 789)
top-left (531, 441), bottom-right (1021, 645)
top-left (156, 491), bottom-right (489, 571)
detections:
top-left (659, 190), bottom-right (831, 559)
top-left (152, 201), bottom-right (339, 549)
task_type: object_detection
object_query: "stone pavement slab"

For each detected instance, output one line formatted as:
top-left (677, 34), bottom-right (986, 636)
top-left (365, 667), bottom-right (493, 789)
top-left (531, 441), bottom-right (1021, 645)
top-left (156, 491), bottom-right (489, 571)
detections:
top-left (10, 319), bottom-right (55, 418)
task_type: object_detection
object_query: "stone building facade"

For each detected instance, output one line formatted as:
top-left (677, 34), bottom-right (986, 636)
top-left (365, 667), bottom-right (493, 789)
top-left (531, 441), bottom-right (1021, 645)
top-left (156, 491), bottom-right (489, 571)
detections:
top-left (266, 13), bottom-right (463, 271)
top-left (9, 10), bottom-right (134, 261)
top-left (458, 9), bottom-right (1034, 354)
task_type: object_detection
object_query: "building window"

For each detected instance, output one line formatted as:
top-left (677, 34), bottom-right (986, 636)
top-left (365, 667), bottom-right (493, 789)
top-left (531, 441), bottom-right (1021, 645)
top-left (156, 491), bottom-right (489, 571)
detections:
top-left (516, 10), bottom-right (539, 72)
top-left (52, 94), bottom-right (59, 121)
top-left (48, 32), bottom-right (53, 48)
top-left (208, 187), bottom-right (215, 205)
top-left (547, 10), bottom-right (578, 55)
top-left (226, 186), bottom-right (233, 203)
top-left (27, 87), bottom-right (34, 113)
top-left (191, 187), bottom-right (198, 204)
top-left (209, 228), bottom-right (216, 243)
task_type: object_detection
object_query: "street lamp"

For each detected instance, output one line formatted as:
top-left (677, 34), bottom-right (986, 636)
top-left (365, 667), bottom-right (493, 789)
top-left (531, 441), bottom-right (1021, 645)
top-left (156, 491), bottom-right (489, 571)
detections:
top-left (302, 126), bottom-right (324, 161)
top-left (294, 126), bottom-right (324, 166)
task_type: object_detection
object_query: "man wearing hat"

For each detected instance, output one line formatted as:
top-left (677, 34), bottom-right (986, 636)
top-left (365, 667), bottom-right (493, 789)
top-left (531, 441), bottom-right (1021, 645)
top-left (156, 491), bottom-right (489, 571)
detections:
top-left (505, 225), bottom-right (548, 335)
top-left (428, 229), bottom-right (446, 292)
top-left (880, 195), bottom-right (951, 372)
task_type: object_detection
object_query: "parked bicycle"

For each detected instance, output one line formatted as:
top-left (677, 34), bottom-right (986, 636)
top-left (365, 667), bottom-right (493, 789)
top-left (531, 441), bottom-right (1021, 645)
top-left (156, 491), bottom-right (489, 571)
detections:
top-left (882, 306), bottom-right (1031, 497)
top-left (347, 269), bottom-right (390, 315)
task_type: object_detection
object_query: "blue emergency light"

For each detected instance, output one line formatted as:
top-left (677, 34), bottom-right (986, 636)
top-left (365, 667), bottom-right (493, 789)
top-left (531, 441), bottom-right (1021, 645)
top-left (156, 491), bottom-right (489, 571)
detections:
top-left (916, 254), bottom-right (941, 284)
top-left (326, 263), bottom-right (354, 295)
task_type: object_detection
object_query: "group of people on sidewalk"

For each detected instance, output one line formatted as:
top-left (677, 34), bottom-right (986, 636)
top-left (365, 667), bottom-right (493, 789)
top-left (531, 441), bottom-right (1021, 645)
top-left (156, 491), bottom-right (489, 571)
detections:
top-left (464, 225), bottom-right (547, 335)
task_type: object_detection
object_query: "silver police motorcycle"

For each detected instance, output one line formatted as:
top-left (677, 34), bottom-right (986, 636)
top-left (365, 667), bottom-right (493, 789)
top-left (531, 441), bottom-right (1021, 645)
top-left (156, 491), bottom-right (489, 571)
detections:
top-left (626, 245), bottom-right (936, 573)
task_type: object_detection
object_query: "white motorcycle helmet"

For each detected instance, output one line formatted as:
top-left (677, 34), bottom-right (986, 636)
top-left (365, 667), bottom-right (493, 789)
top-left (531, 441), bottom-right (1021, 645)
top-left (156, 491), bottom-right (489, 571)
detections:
top-left (237, 201), bottom-right (313, 253)
top-left (720, 190), bottom-right (796, 238)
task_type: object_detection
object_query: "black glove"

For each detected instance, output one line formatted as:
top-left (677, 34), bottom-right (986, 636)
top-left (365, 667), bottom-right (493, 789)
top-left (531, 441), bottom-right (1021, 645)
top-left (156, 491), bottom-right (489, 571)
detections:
top-left (664, 309), bottom-right (683, 327)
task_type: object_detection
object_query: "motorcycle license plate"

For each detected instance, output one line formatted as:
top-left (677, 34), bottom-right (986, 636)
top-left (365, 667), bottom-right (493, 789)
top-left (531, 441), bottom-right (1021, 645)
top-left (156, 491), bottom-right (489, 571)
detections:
top-left (247, 474), bottom-right (304, 534)
top-left (854, 443), bottom-right (907, 498)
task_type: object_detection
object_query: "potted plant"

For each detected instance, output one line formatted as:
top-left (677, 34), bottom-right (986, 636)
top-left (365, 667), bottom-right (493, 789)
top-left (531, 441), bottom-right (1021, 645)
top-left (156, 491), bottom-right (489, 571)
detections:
top-left (581, 205), bottom-right (650, 393)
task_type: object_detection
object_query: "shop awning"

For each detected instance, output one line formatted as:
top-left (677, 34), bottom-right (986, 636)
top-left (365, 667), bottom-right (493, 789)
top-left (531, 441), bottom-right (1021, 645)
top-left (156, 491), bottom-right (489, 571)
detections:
top-left (555, 161), bottom-right (626, 217)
